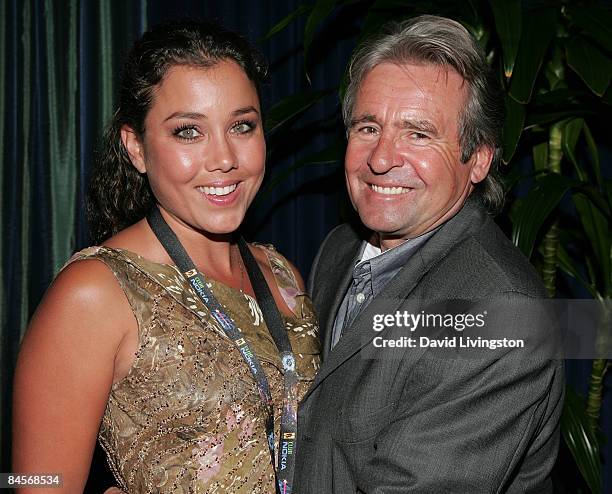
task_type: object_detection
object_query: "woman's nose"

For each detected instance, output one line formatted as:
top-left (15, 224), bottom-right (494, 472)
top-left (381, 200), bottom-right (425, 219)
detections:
top-left (205, 134), bottom-right (237, 172)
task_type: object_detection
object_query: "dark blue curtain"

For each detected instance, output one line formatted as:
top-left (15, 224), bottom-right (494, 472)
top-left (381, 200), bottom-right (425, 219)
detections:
top-left (0, 0), bottom-right (348, 479)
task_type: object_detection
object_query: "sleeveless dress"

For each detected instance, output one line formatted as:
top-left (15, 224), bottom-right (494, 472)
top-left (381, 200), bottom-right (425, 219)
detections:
top-left (68, 245), bottom-right (320, 493)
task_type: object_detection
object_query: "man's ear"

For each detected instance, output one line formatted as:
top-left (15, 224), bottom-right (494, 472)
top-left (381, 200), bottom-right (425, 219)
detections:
top-left (469, 145), bottom-right (494, 184)
top-left (120, 125), bottom-right (146, 174)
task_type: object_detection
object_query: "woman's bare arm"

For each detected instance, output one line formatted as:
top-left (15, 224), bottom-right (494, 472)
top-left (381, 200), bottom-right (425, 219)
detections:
top-left (12, 259), bottom-right (135, 493)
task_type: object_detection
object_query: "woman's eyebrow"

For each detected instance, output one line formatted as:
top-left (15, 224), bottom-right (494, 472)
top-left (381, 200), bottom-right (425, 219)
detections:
top-left (163, 107), bottom-right (259, 121)
top-left (164, 111), bottom-right (206, 122)
top-left (232, 106), bottom-right (260, 116)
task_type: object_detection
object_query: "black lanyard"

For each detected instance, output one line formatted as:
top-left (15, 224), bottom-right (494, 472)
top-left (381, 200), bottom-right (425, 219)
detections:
top-left (146, 207), bottom-right (297, 494)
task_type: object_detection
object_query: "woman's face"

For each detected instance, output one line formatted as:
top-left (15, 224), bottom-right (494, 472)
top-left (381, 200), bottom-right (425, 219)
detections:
top-left (123, 60), bottom-right (265, 236)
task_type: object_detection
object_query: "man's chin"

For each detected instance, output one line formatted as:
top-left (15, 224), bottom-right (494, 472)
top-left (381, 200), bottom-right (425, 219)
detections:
top-left (360, 218), bottom-right (409, 238)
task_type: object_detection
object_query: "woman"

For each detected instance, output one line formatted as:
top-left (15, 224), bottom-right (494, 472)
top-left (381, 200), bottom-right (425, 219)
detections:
top-left (13, 21), bottom-right (320, 493)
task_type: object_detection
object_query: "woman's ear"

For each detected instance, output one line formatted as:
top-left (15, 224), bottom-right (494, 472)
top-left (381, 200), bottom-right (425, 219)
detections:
top-left (120, 125), bottom-right (146, 174)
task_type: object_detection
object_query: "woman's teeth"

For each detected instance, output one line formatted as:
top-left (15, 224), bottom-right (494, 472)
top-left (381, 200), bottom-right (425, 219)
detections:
top-left (200, 184), bottom-right (238, 196)
top-left (371, 184), bottom-right (409, 195)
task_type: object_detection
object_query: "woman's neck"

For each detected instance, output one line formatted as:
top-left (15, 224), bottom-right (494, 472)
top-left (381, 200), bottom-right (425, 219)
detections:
top-left (104, 207), bottom-right (245, 291)
top-left (154, 206), bottom-right (239, 281)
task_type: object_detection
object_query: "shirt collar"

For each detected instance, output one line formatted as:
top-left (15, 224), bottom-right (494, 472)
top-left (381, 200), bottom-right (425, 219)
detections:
top-left (353, 228), bottom-right (438, 297)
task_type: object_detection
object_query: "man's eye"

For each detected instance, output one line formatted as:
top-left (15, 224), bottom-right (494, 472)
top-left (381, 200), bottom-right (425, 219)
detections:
top-left (358, 126), bottom-right (378, 135)
top-left (174, 126), bottom-right (202, 140)
top-left (412, 132), bottom-right (429, 140)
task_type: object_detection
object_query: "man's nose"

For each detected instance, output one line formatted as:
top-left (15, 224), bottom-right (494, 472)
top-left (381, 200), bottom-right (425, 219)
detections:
top-left (205, 134), bottom-right (237, 172)
top-left (367, 135), bottom-right (401, 174)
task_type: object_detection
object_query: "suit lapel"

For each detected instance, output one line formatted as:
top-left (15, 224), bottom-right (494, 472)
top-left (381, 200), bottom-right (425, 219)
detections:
top-left (303, 248), bottom-right (429, 401)
top-left (318, 235), bottom-right (362, 361)
top-left (303, 199), bottom-right (486, 402)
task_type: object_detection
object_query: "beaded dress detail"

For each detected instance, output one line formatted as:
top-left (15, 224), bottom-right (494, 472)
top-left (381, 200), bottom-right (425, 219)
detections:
top-left (68, 245), bottom-right (320, 493)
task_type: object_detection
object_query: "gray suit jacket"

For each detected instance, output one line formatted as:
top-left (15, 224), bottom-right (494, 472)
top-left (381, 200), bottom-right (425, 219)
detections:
top-left (294, 199), bottom-right (564, 493)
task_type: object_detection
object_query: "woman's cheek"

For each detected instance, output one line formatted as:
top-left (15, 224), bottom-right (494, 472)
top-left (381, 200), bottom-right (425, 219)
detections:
top-left (170, 149), bottom-right (200, 180)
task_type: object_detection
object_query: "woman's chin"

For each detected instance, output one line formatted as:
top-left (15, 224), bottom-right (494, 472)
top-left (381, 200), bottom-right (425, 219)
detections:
top-left (195, 218), bottom-right (244, 237)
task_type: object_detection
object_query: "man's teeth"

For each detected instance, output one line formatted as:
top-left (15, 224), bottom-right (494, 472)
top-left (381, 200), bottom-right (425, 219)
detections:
top-left (370, 184), bottom-right (409, 195)
top-left (201, 184), bottom-right (238, 196)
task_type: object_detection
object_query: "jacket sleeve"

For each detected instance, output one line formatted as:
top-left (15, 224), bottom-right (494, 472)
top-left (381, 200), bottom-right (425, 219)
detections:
top-left (307, 224), bottom-right (344, 297)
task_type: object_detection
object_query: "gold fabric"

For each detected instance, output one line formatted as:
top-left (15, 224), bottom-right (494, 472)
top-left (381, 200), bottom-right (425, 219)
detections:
top-left (68, 245), bottom-right (320, 493)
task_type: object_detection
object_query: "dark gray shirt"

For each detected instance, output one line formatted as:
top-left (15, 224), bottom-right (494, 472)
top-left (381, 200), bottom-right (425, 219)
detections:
top-left (330, 230), bottom-right (437, 349)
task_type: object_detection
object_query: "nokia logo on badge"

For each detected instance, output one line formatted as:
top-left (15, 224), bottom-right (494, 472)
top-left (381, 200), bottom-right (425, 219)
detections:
top-left (280, 440), bottom-right (294, 470)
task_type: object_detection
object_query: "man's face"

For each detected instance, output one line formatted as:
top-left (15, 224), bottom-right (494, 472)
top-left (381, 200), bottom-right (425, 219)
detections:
top-left (345, 62), bottom-right (491, 249)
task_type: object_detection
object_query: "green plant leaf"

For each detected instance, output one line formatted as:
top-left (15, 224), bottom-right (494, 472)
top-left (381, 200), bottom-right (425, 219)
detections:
top-left (561, 386), bottom-right (603, 494)
top-left (531, 88), bottom-right (591, 107)
top-left (556, 245), bottom-right (599, 298)
top-left (565, 5), bottom-right (612, 54)
top-left (502, 93), bottom-right (525, 164)
top-left (604, 84), bottom-right (612, 105)
top-left (532, 141), bottom-right (548, 172)
top-left (525, 89), bottom-right (599, 128)
top-left (562, 118), bottom-right (586, 181)
top-left (511, 173), bottom-right (575, 258)
top-left (259, 140), bottom-right (344, 198)
top-left (259, 4), bottom-right (313, 41)
top-left (488, 0), bottom-right (521, 79)
top-left (500, 164), bottom-right (531, 194)
top-left (544, 45), bottom-right (566, 91)
top-left (575, 185), bottom-right (612, 222)
top-left (462, 16), bottom-right (490, 51)
top-left (508, 7), bottom-right (557, 104)
top-left (512, 88), bottom-right (601, 129)
top-left (304, 0), bottom-right (340, 81)
top-left (572, 191), bottom-right (612, 295)
top-left (565, 37), bottom-right (612, 97)
top-left (264, 89), bottom-right (332, 134)
top-left (583, 122), bottom-right (603, 188)
top-left (525, 111), bottom-right (597, 129)
top-left (558, 120), bottom-right (612, 222)
top-left (605, 179), bottom-right (612, 212)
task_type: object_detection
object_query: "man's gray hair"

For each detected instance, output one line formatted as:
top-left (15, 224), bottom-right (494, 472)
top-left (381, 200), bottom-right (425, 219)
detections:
top-left (342, 15), bottom-right (505, 213)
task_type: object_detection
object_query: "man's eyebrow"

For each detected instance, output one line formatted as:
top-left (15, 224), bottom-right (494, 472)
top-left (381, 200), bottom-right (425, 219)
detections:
top-left (164, 106), bottom-right (259, 122)
top-left (349, 113), bottom-right (378, 127)
top-left (400, 119), bottom-right (439, 135)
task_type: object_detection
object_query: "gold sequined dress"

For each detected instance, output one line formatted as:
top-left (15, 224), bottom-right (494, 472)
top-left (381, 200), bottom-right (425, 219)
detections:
top-left (68, 245), bottom-right (320, 493)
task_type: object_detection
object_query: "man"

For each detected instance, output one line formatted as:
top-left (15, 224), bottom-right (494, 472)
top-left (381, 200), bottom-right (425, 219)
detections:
top-left (294, 15), bottom-right (564, 493)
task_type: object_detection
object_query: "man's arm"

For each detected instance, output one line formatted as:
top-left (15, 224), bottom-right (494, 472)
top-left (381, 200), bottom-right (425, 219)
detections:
top-left (359, 296), bottom-right (564, 493)
top-left (307, 224), bottom-right (345, 297)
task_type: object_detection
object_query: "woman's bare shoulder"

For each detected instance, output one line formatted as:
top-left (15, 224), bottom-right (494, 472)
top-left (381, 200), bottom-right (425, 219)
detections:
top-left (53, 256), bottom-right (125, 305)
top-left (25, 254), bottom-right (135, 355)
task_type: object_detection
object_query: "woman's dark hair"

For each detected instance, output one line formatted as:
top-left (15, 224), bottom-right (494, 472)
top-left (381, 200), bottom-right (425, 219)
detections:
top-left (87, 20), bottom-right (267, 243)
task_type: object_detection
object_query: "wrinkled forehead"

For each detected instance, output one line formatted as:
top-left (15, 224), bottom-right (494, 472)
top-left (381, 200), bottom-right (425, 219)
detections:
top-left (353, 61), bottom-right (469, 115)
top-left (358, 60), bottom-right (468, 95)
